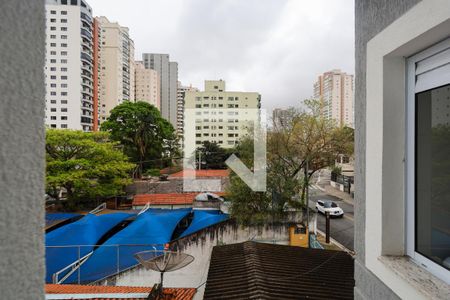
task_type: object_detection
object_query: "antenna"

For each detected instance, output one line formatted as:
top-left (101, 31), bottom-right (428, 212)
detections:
top-left (134, 248), bottom-right (194, 299)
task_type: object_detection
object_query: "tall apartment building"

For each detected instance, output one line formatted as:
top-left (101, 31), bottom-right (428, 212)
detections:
top-left (142, 53), bottom-right (178, 129)
top-left (272, 108), bottom-right (292, 128)
top-left (134, 61), bottom-right (160, 109)
top-left (177, 81), bottom-right (199, 138)
top-left (313, 69), bottom-right (354, 128)
top-left (44, 0), bottom-right (95, 131)
top-left (184, 80), bottom-right (261, 148)
top-left (97, 16), bottom-right (135, 122)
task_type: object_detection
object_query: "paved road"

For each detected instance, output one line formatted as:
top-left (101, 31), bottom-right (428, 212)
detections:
top-left (308, 171), bottom-right (354, 251)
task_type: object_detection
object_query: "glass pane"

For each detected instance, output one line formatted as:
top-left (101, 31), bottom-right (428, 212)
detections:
top-left (416, 84), bottom-right (450, 271)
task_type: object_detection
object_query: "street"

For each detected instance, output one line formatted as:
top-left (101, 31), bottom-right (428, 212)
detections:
top-left (308, 170), bottom-right (354, 251)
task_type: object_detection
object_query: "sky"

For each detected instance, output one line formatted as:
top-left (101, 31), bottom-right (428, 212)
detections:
top-left (89, 0), bottom-right (355, 113)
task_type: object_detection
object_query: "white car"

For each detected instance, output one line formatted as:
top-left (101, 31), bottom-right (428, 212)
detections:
top-left (315, 200), bottom-right (344, 217)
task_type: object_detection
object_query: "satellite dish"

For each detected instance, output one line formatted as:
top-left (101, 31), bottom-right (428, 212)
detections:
top-left (134, 250), bottom-right (194, 299)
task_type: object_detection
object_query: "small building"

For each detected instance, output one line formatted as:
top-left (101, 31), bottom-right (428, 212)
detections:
top-left (204, 241), bottom-right (354, 299)
top-left (45, 284), bottom-right (196, 300)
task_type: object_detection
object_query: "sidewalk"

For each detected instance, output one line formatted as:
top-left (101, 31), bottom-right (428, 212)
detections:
top-left (323, 184), bottom-right (354, 205)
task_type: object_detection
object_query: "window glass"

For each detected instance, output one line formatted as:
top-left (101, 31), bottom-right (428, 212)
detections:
top-left (415, 84), bottom-right (450, 271)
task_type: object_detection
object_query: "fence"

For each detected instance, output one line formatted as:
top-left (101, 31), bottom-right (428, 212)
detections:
top-left (330, 172), bottom-right (354, 194)
top-left (46, 243), bottom-right (166, 285)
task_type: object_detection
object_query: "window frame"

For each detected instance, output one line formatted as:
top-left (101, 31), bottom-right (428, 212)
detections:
top-left (406, 38), bottom-right (450, 283)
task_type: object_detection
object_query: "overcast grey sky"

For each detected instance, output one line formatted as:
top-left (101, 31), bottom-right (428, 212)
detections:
top-left (89, 0), bottom-right (354, 112)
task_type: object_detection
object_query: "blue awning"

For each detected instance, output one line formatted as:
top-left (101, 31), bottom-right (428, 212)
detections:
top-left (45, 212), bottom-right (81, 228)
top-left (76, 209), bottom-right (191, 283)
top-left (45, 212), bottom-right (134, 283)
top-left (180, 210), bottom-right (228, 238)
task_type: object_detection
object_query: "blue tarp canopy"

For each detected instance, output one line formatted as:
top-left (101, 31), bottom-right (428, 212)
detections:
top-left (76, 209), bottom-right (191, 283)
top-left (45, 212), bottom-right (134, 283)
top-left (45, 212), bottom-right (80, 228)
top-left (180, 210), bottom-right (228, 238)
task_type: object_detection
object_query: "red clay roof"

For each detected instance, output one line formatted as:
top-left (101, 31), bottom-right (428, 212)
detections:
top-left (133, 192), bottom-right (226, 206)
top-left (169, 169), bottom-right (230, 178)
top-left (46, 284), bottom-right (196, 300)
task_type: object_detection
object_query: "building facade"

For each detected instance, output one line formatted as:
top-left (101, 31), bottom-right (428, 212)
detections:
top-left (355, 0), bottom-right (450, 299)
top-left (184, 80), bottom-right (261, 148)
top-left (134, 61), bottom-right (160, 109)
top-left (177, 81), bottom-right (199, 138)
top-left (97, 16), bottom-right (135, 123)
top-left (313, 69), bottom-right (354, 128)
top-left (142, 53), bottom-right (178, 129)
top-left (44, 0), bottom-right (95, 131)
top-left (272, 108), bottom-right (292, 129)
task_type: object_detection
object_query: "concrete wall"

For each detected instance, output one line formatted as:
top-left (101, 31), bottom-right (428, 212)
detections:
top-left (0, 0), bottom-right (46, 299)
top-left (98, 220), bottom-right (290, 299)
top-left (354, 1), bottom-right (420, 299)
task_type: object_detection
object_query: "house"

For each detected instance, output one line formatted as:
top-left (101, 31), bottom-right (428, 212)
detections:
top-left (45, 284), bottom-right (196, 299)
top-left (203, 241), bottom-right (354, 299)
top-left (355, 0), bottom-right (450, 299)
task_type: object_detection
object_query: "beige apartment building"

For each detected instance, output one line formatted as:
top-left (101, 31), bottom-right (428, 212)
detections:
top-left (134, 61), bottom-right (160, 109)
top-left (96, 16), bottom-right (135, 123)
top-left (313, 69), bottom-right (354, 128)
top-left (184, 80), bottom-right (261, 148)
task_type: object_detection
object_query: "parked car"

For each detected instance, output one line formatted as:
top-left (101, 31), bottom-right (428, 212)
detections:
top-left (315, 200), bottom-right (344, 217)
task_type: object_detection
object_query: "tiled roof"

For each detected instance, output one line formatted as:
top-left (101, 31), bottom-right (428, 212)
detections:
top-left (133, 192), bottom-right (226, 206)
top-left (45, 284), bottom-right (196, 300)
top-left (169, 169), bottom-right (230, 178)
top-left (204, 241), bottom-right (354, 300)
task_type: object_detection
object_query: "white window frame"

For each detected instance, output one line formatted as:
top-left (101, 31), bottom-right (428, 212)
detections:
top-left (406, 37), bottom-right (450, 283)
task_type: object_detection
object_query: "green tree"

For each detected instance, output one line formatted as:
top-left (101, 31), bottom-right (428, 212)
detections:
top-left (45, 129), bottom-right (133, 208)
top-left (196, 141), bottom-right (231, 169)
top-left (269, 99), bottom-right (354, 205)
top-left (101, 101), bottom-right (179, 178)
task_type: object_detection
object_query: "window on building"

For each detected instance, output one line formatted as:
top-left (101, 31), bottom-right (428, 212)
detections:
top-left (61, 116), bottom-right (67, 120)
top-left (61, 27), bottom-right (67, 31)
top-left (407, 39), bottom-right (450, 279)
top-left (61, 59), bottom-right (67, 63)
top-left (61, 51), bottom-right (67, 56)
top-left (50, 124), bottom-right (57, 128)
top-left (50, 108), bottom-right (56, 112)
top-left (50, 43), bottom-right (56, 47)
top-left (61, 100), bottom-right (68, 104)
top-left (61, 124), bottom-right (68, 128)
top-left (71, 0), bottom-right (78, 5)
top-left (61, 11), bottom-right (67, 15)
top-left (61, 67), bottom-right (67, 72)
top-left (61, 43), bottom-right (67, 47)
top-left (61, 92), bottom-right (67, 96)
top-left (61, 35), bottom-right (67, 39)
top-left (50, 116), bottom-right (56, 120)
top-left (50, 35), bottom-right (56, 39)
top-left (50, 100), bottom-right (56, 104)
top-left (50, 59), bottom-right (56, 63)
top-left (50, 10), bottom-right (56, 14)
top-left (50, 18), bottom-right (56, 23)
top-left (50, 67), bottom-right (56, 71)
top-left (61, 108), bottom-right (67, 112)
top-left (61, 19), bottom-right (67, 23)
top-left (61, 76), bottom-right (67, 80)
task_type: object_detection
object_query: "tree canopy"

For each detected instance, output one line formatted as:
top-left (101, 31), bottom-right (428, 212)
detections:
top-left (227, 99), bottom-right (354, 223)
top-left (196, 141), bottom-right (231, 169)
top-left (45, 129), bottom-right (133, 208)
top-left (101, 101), bottom-right (179, 177)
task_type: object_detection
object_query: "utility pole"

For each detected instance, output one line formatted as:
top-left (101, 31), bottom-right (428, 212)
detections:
top-left (325, 211), bottom-right (330, 244)
top-left (198, 151), bottom-right (201, 170)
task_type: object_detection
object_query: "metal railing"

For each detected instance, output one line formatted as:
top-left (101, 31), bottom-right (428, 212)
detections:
top-left (47, 243), bottom-right (166, 285)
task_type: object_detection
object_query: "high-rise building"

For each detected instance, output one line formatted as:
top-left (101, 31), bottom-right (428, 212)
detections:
top-left (272, 108), bottom-right (292, 129)
top-left (177, 82), bottom-right (199, 138)
top-left (142, 53), bottom-right (178, 128)
top-left (313, 69), bottom-right (354, 128)
top-left (134, 61), bottom-right (160, 109)
top-left (184, 80), bottom-right (261, 148)
top-left (97, 16), bottom-right (135, 123)
top-left (44, 0), bottom-right (95, 131)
